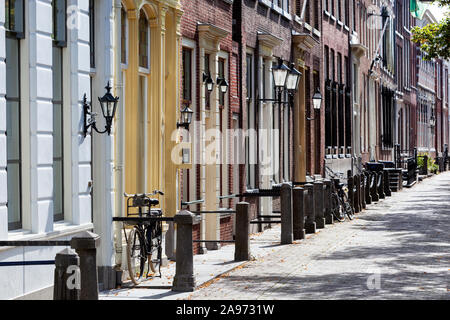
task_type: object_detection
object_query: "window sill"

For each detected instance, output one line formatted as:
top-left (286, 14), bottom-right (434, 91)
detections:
top-left (139, 67), bottom-right (150, 74)
top-left (324, 10), bottom-right (330, 17)
top-left (344, 25), bottom-right (350, 32)
top-left (337, 20), bottom-right (344, 27)
top-left (1, 223), bottom-right (94, 252)
top-left (330, 15), bottom-right (336, 22)
top-left (304, 23), bottom-right (313, 32)
top-left (258, 0), bottom-right (271, 9)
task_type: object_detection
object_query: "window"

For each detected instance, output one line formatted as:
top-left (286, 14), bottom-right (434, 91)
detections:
top-left (313, 0), bottom-right (319, 29)
top-left (324, 46), bottom-right (329, 80)
top-left (139, 10), bottom-right (149, 69)
top-left (52, 0), bottom-right (66, 46)
top-left (88, 0), bottom-right (95, 68)
top-left (121, 6), bottom-right (127, 64)
top-left (331, 0), bottom-right (334, 16)
top-left (337, 0), bottom-right (341, 21)
top-left (246, 54), bottom-right (256, 189)
top-left (218, 58), bottom-right (225, 107)
top-left (6, 33), bottom-right (22, 230)
top-left (182, 48), bottom-right (192, 103)
top-left (5, 0), bottom-right (24, 37)
top-left (52, 46), bottom-right (64, 222)
top-left (204, 53), bottom-right (210, 109)
top-left (52, 0), bottom-right (65, 221)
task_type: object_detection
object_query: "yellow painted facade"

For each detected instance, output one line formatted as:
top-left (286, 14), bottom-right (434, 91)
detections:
top-left (119, 0), bottom-right (182, 219)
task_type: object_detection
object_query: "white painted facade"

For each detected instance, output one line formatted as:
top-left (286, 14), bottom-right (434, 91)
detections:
top-left (0, 0), bottom-right (116, 299)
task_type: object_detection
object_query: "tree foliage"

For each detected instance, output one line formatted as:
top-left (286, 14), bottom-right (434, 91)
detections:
top-left (411, 0), bottom-right (450, 60)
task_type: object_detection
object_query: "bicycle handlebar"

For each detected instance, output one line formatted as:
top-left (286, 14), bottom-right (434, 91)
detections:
top-left (124, 190), bottom-right (164, 198)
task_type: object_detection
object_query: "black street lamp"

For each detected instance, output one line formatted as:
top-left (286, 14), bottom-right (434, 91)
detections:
top-left (203, 72), bottom-right (214, 93)
top-left (272, 58), bottom-right (290, 89)
top-left (177, 104), bottom-right (194, 130)
top-left (286, 64), bottom-right (302, 93)
top-left (217, 77), bottom-right (229, 93)
top-left (83, 81), bottom-right (119, 137)
top-left (307, 87), bottom-right (323, 121)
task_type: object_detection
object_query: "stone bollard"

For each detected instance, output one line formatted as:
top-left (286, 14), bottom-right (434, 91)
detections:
top-left (70, 231), bottom-right (100, 300)
top-left (292, 187), bottom-right (306, 240)
top-left (365, 172), bottom-right (372, 204)
top-left (304, 184), bottom-right (316, 234)
top-left (354, 175), bottom-right (361, 213)
top-left (234, 202), bottom-right (250, 261)
top-left (371, 172), bottom-right (380, 202)
top-left (280, 183), bottom-right (293, 245)
top-left (360, 173), bottom-right (366, 210)
top-left (347, 174), bottom-right (354, 212)
top-left (323, 179), bottom-right (334, 224)
top-left (172, 210), bottom-right (196, 292)
top-left (53, 248), bottom-right (80, 300)
top-left (383, 170), bottom-right (391, 197)
top-left (377, 171), bottom-right (385, 199)
top-left (314, 181), bottom-right (326, 229)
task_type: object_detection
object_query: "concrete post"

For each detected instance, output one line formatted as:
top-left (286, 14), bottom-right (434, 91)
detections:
top-left (234, 202), bottom-right (250, 261)
top-left (360, 173), bottom-right (366, 210)
top-left (53, 248), bottom-right (80, 300)
top-left (383, 170), bottom-right (391, 197)
top-left (172, 210), bottom-right (196, 292)
top-left (377, 171), bottom-right (385, 199)
top-left (280, 183), bottom-right (293, 244)
top-left (371, 172), bottom-right (380, 202)
top-left (314, 181), bottom-right (325, 229)
top-left (304, 184), bottom-right (316, 234)
top-left (292, 187), bottom-right (306, 240)
top-left (347, 174), bottom-right (354, 212)
top-left (70, 231), bottom-right (100, 300)
top-left (323, 179), bottom-right (334, 224)
top-left (365, 172), bottom-right (372, 204)
top-left (354, 175), bottom-right (360, 213)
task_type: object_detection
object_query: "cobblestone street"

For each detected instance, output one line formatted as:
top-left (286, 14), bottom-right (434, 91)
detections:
top-left (185, 173), bottom-right (450, 300)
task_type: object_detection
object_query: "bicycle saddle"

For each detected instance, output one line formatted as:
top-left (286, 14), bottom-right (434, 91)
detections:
top-left (148, 198), bottom-right (159, 206)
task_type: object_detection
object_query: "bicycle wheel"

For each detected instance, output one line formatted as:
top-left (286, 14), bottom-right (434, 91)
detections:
top-left (331, 193), bottom-right (346, 222)
top-left (148, 224), bottom-right (162, 276)
top-left (341, 193), bottom-right (355, 220)
top-left (126, 227), bottom-right (146, 285)
top-left (344, 202), bottom-right (355, 220)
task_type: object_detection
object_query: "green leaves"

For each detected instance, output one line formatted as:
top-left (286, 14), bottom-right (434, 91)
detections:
top-left (411, 1), bottom-right (450, 60)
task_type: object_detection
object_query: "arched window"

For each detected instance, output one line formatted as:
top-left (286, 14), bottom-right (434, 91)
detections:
top-left (121, 5), bottom-right (127, 64)
top-left (139, 10), bottom-right (149, 69)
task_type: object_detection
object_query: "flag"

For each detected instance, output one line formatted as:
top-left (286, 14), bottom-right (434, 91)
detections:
top-left (410, 0), bottom-right (428, 20)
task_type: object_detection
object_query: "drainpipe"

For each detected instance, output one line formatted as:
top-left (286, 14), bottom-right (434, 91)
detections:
top-left (113, 0), bottom-right (124, 276)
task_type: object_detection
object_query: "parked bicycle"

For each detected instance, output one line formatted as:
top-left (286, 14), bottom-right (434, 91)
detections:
top-left (325, 166), bottom-right (354, 222)
top-left (123, 190), bottom-right (164, 285)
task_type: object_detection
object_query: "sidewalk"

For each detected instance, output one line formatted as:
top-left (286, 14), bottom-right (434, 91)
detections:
top-left (101, 172), bottom-right (450, 300)
top-left (100, 220), bottom-right (291, 300)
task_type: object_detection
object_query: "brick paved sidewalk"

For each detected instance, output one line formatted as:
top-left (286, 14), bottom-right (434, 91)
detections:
top-left (185, 172), bottom-right (450, 300)
top-left (101, 172), bottom-right (450, 300)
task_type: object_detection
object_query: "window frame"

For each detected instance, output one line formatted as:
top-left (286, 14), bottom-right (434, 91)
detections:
top-left (5, 0), bottom-right (25, 39)
top-left (138, 9), bottom-right (151, 72)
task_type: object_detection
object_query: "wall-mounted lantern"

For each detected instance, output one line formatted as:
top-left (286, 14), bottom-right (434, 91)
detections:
top-left (286, 64), bottom-right (302, 92)
top-left (312, 88), bottom-right (323, 110)
top-left (307, 88), bottom-right (323, 121)
top-left (272, 58), bottom-right (291, 89)
top-left (83, 81), bottom-right (119, 137)
top-left (203, 72), bottom-right (214, 93)
top-left (217, 77), bottom-right (229, 93)
top-left (177, 104), bottom-right (194, 130)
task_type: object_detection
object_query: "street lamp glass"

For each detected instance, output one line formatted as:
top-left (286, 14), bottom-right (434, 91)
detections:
top-left (181, 105), bottom-right (193, 125)
top-left (286, 66), bottom-right (301, 91)
top-left (98, 82), bottom-right (119, 122)
top-left (206, 77), bottom-right (214, 92)
top-left (312, 88), bottom-right (323, 110)
top-left (218, 78), bottom-right (229, 93)
top-left (272, 60), bottom-right (290, 88)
